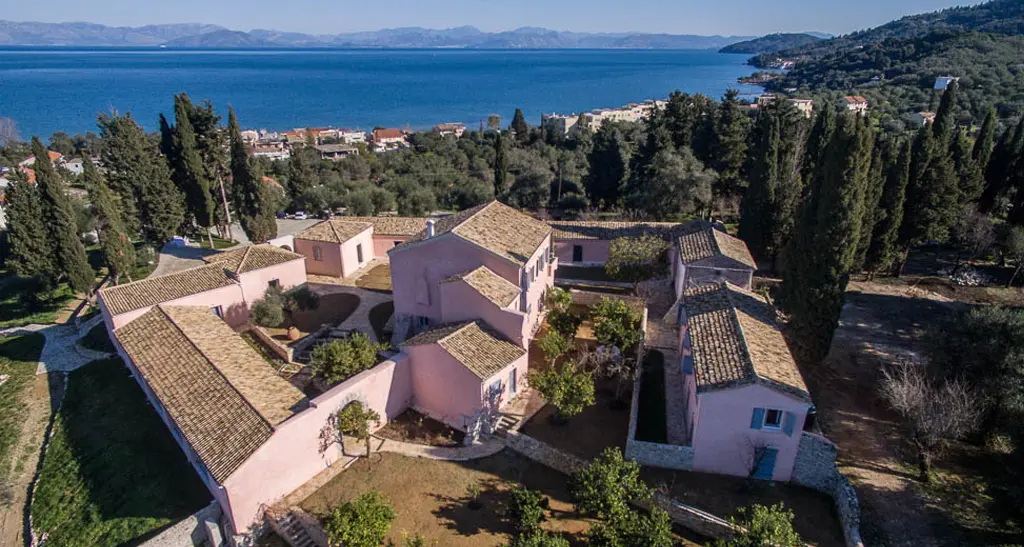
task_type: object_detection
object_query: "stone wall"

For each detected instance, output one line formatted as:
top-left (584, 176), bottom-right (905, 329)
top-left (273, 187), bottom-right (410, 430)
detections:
top-left (139, 501), bottom-right (222, 547)
top-left (504, 431), bottom-right (584, 475)
top-left (644, 495), bottom-right (736, 541)
top-left (792, 432), bottom-right (864, 547)
top-left (625, 439), bottom-right (694, 471)
top-left (249, 325), bottom-right (294, 362)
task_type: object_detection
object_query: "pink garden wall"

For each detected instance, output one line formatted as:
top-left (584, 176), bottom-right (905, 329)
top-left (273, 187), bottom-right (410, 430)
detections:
top-left (553, 240), bottom-right (609, 265)
top-left (372, 235), bottom-right (410, 259)
top-left (237, 258), bottom-right (308, 304)
top-left (102, 284), bottom-right (248, 331)
top-left (221, 355), bottom-right (413, 530)
top-left (295, 238), bottom-right (344, 277)
top-left (689, 383), bottom-right (809, 481)
top-left (339, 228), bottom-right (374, 277)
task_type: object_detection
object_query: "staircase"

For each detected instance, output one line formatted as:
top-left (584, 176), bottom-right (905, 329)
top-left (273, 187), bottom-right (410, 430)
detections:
top-left (269, 509), bottom-right (318, 547)
top-left (492, 413), bottom-right (519, 437)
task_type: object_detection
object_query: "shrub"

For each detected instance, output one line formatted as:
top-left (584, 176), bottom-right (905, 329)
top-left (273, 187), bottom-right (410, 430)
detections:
top-left (605, 234), bottom-right (668, 291)
top-left (714, 503), bottom-right (802, 547)
top-left (591, 297), bottom-right (641, 352)
top-left (335, 401), bottom-right (381, 458)
top-left (546, 308), bottom-right (583, 340)
top-left (287, 285), bottom-right (320, 311)
top-left (537, 330), bottom-right (573, 365)
top-left (544, 287), bottom-right (572, 314)
top-left (250, 297), bottom-right (285, 328)
top-left (509, 530), bottom-right (570, 547)
top-left (569, 447), bottom-right (651, 518)
top-left (529, 361), bottom-right (595, 423)
top-left (508, 487), bottom-right (546, 535)
top-left (311, 332), bottom-right (389, 385)
top-left (587, 507), bottom-right (673, 547)
top-left (325, 491), bottom-right (396, 547)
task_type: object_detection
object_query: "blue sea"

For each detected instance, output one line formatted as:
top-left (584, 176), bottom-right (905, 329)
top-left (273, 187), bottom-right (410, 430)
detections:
top-left (0, 47), bottom-right (762, 139)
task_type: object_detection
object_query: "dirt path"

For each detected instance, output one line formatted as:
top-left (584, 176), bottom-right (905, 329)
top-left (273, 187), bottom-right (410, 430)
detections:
top-left (807, 280), bottom-right (959, 547)
top-left (0, 373), bottom-right (63, 547)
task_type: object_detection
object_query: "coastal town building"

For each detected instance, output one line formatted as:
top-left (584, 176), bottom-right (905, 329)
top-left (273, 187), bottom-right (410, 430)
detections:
top-left (371, 128), bottom-right (409, 152)
top-left (789, 98), bottom-right (814, 118)
top-left (338, 129), bottom-right (368, 144)
top-left (540, 113), bottom-right (581, 137)
top-left (840, 95), bottom-right (869, 115)
top-left (17, 150), bottom-right (63, 169)
top-left (433, 122), bottom-right (466, 138)
top-left (756, 94), bottom-right (778, 107)
top-left (313, 143), bottom-right (359, 160)
top-left (913, 111), bottom-right (937, 126)
top-left (542, 99), bottom-right (665, 136)
top-left (249, 140), bottom-right (291, 161)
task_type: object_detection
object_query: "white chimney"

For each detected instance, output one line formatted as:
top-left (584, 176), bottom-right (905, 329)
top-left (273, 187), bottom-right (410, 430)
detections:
top-left (426, 219), bottom-right (436, 239)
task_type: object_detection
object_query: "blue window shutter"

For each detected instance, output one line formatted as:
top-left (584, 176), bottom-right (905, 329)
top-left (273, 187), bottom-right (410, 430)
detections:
top-left (783, 412), bottom-right (796, 437)
top-left (750, 408), bottom-right (764, 429)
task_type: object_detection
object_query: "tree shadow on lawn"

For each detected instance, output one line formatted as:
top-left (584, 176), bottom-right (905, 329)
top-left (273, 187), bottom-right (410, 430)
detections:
top-left (31, 359), bottom-right (210, 546)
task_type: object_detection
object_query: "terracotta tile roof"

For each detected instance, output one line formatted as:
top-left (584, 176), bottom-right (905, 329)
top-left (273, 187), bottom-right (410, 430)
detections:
top-left (547, 220), bottom-right (680, 241)
top-left (203, 244), bottom-right (304, 275)
top-left (677, 224), bottom-right (756, 269)
top-left (99, 264), bottom-right (235, 316)
top-left (114, 306), bottom-right (305, 482)
top-left (398, 201), bottom-right (551, 265)
top-left (294, 219), bottom-right (373, 244)
top-left (442, 266), bottom-right (520, 308)
top-left (373, 128), bottom-right (405, 140)
top-left (683, 283), bottom-right (809, 401)
top-left (342, 216), bottom-right (429, 236)
top-left (402, 320), bottom-right (525, 379)
top-left (843, 95), bottom-right (868, 105)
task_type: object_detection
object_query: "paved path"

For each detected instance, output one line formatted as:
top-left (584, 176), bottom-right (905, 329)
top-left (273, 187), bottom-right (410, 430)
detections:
top-left (151, 244), bottom-right (218, 278)
top-left (0, 323), bottom-right (115, 375)
top-left (308, 285), bottom-right (393, 344)
top-left (374, 436), bottom-right (506, 461)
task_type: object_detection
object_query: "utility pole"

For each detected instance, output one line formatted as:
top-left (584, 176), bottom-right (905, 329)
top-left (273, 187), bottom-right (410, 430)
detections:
top-left (217, 172), bottom-right (233, 241)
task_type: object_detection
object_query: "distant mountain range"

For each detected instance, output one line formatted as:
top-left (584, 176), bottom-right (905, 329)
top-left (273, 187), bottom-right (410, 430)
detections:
top-left (0, 20), bottom-right (761, 49)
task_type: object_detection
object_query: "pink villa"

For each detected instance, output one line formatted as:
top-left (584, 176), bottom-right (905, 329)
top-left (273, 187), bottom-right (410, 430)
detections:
top-left (95, 201), bottom-right (827, 544)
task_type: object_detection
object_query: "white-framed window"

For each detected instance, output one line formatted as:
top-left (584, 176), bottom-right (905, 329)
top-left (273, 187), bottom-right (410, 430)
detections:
top-left (313, 245), bottom-right (323, 261)
top-left (210, 305), bottom-right (224, 318)
top-left (763, 408), bottom-right (784, 430)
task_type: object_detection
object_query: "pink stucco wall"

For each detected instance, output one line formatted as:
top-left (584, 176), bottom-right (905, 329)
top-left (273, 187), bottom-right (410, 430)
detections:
top-left (673, 252), bottom-right (754, 297)
top-left (237, 258), bottom-right (308, 304)
top-left (339, 228), bottom-right (374, 277)
top-left (221, 355), bottom-right (413, 530)
top-left (477, 353), bottom-right (529, 410)
top-left (390, 235), bottom-right (521, 323)
top-left (102, 284), bottom-right (248, 330)
top-left (405, 343), bottom-right (486, 430)
top-left (372, 235), bottom-right (409, 259)
top-left (439, 280), bottom-right (528, 346)
top-left (519, 236), bottom-right (556, 337)
top-left (689, 383), bottom-right (809, 481)
top-left (295, 238), bottom-right (344, 277)
top-left (554, 240), bottom-right (610, 265)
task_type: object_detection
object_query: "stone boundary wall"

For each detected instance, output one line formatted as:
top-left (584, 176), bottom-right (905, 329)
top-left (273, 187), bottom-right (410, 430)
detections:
top-left (249, 325), bottom-right (294, 362)
top-left (139, 501), bottom-right (222, 547)
top-left (506, 432), bottom-right (735, 541)
top-left (624, 357), bottom-right (694, 471)
top-left (792, 432), bottom-right (865, 547)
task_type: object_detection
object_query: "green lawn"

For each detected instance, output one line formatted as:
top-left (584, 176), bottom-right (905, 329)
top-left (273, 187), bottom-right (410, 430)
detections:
top-left (80, 323), bottom-right (115, 353)
top-left (31, 358), bottom-right (210, 546)
top-left (197, 235), bottom-right (237, 250)
top-left (635, 350), bottom-right (667, 443)
top-left (0, 334), bottom-right (46, 507)
top-left (0, 276), bottom-right (74, 328)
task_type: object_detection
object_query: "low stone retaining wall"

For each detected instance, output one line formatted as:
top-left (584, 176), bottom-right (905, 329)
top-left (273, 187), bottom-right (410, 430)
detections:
top-left (249, 325), bottom-right (294, 362)
top-left (644, 494), bottom-right (736, 541)
top-left (625, 439), bottom-right (694, 471)
top-left (504, 431), bottom-right (584, 475)
top-left (139, 501), bottom-right (222, 547)
top-left (792, 432), bottom-right (864, 547)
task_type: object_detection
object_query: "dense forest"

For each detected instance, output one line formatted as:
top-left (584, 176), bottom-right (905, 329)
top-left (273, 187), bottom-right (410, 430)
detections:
top-left (719, 33), bottom-right (822, 54)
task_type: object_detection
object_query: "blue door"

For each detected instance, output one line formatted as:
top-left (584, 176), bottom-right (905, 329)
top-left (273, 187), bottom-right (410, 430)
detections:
top-left (753, 448), bottom-right (778, 480)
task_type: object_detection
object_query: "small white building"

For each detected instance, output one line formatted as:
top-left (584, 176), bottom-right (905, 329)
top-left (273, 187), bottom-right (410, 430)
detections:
top-left (840, 96), bottom-right (869, 115)
top-left (913, 111), bottom-right (937, 126)
top-left (789, 99), bottom-right (814, 118)
top-left (339, 129), bottom-right (367, 145)
top-left (934, 76), bottom-right (959, 90)
top-left (64, 157), bottom-right (85, 175)
top-left (433, 123), bottom-right (466, 138)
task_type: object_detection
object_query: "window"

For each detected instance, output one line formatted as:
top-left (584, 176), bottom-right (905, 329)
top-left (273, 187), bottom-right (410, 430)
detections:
top-left (394, 241), bottom-right (402, 248)
top-left (763, 409), bottom-right (783, 430)
top-left (356, 243), bottom-right (364, 263)
top-left (313, 245), bottom-right (323, 261)
top-left (210, 305), bottom-right (224, 318)
top-left (572, 245), bottom-right (583, 262)
top-left (268, 279), bottom-right (280, 289)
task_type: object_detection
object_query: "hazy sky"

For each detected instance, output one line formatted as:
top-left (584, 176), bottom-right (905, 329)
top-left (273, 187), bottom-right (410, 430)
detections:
top-left (1, 0), bottom-right (983, 36)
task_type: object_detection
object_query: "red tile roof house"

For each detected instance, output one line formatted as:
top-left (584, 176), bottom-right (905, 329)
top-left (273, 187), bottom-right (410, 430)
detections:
top-left (291, 216), bottom-right (429, 278)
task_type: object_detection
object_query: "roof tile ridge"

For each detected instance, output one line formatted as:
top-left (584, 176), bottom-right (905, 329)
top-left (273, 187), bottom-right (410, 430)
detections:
top-left (328, 219), bottom-right (343, 243)
top-left (237, 245), bottom-right (254, 274)
top-left (158, 304), bottom-right (277, 431)
top-left (720, 284), bottom-right (759, 384)
top-left (450, 201), bottom-right (495, 236)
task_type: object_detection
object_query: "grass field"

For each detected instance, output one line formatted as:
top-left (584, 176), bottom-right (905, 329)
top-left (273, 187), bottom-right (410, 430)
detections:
top-left (31, 358), bottom-right (210, 546)
top-left (0, 334), bottom-right (45, 507)
top-left (0, 277), bottom-right (74, 328)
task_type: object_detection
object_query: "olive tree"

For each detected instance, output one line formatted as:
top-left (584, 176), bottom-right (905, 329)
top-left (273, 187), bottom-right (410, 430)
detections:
top-left (311, 332), bottom-right (389, 385)
top-left (336, 401), bottom-right (382, 459)
top-left (325, 491), bottom-right (395, 547)
top-left (605, 234), bottom-right (668, 293)
top-left (568, 447), bottom-right (651, 518)
top-left (714, 503), bottom-right (802, 547)
top-left (529, 361), bottom-right (595, 424)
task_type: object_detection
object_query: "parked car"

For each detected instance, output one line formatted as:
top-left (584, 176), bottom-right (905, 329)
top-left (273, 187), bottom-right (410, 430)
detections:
top-left (294, 211), bottom-right (308, 220)
top-left (276, 212), bottom-right (288, 219)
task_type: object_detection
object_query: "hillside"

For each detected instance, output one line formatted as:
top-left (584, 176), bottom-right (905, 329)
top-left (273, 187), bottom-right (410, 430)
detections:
top-left (719, 33), bottom-right (823, 54)
top-left (0, 20), bottom-right (752, 49)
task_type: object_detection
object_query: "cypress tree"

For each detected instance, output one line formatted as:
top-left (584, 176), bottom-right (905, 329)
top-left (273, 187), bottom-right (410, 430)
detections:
top-left (585, 123), bottom-right (630, 209)
top-left (783, 114), bottom-right (874, 364)
top-left (31, 138), bottom-right (94, 294)
top-left (99, 112), bottom-right (186, 242)
top-left (286, 147), bottom-right (318, 199)
top-left (973, 107), bottom-right (997, 173)
top-left (494, 131), bottom-right (509, 198)
top-left (932, 80), bottom-right (958, 150)
top-left (952, 127), bottom-right (984, 203)
top-left (980, 115), bottom-right (1024, 213)
top-left (712, 89), bottom-right (750, 201)
top-left (228, 107), bottom-right (278, 243)
top-left (511, 108), bottom-right (529, 143)
top-left (900, 125), bottom-right (958, 252)
top-left (170, 94), bottom-right (216, 247)
top-left (771, 100), bottom-right (809, 269)
top-left (83, 160), bottom-right (136, 284)
top-left (865, 141), bottom-right (911, 277)
top-left (854, 136), bottom-right (887, 271)
top-left (188, 101), bottom-right (231, 238)
top-left (802, 105), bottom-right (836, 190)
top-left (4, 171), bottom-right (55, 288)
top-left (739, 108), bottom-right (780, 263)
